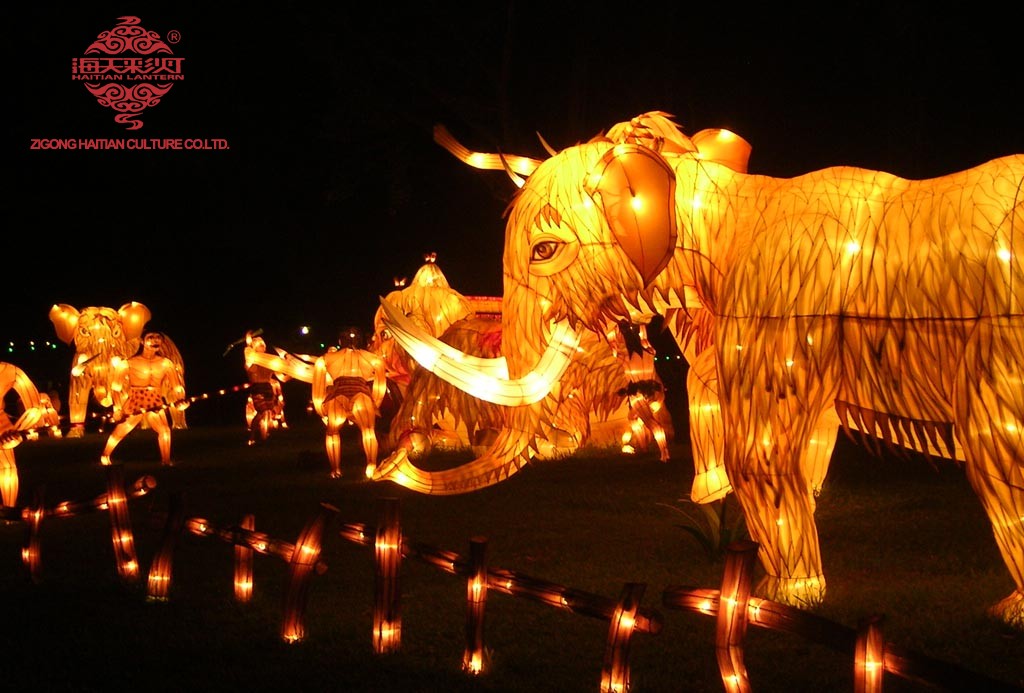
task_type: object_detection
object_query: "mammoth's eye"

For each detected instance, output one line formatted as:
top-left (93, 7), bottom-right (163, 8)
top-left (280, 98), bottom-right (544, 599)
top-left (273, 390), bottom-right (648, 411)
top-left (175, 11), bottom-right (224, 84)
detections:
top-left (531, 241), bottom-right (560, 262)
top-left (528, 231), bottom-right (580, 277)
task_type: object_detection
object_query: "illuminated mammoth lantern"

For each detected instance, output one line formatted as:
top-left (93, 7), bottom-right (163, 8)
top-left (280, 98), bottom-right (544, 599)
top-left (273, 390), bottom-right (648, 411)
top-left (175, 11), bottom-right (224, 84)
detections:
top-left (379, 111), bottom-right (1024, 629)
top-left (49, 302), bottom-right (188, 436)
top-left (374, 257), bottom-right (673, 467)
top-left (370, 253), bottom-right (475, 397)
top-left (384, 313), bottom-right (672, 465)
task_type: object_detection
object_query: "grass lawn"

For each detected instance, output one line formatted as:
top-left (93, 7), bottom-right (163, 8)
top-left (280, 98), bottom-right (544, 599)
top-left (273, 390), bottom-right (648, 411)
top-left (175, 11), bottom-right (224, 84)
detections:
top-left (2, 413), bottom-right (1022, 692)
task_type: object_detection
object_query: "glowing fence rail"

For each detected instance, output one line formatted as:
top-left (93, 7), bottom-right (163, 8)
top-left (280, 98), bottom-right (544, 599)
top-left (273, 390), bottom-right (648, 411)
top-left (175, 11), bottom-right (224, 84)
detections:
top-left (4, 493), bottom-right (1014, 691)
top-left (0, 472), bottom-right (157, 583)
top-left (338, 498), bottom-right (663, 688)
top-left (175, 503), bottom-right (334, 644)
top-left (662, 542), bottom-right (1020, 693)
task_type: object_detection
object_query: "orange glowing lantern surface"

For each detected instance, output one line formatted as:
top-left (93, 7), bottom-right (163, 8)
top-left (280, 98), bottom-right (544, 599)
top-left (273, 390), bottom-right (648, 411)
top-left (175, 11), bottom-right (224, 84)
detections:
top-left (370, 252), bottom-right (475, 396)
top-left (242, 330), bottom-right (288, 444)
top-left (312, 330), bottom-right (388, 479)
top-left (380, 112), bottom-right (1024, 629)
top-left (100, 332), bottom-right (188, 466)
top-left (50, 302), bottom-right (187, 436)
top-left (374, 256), bottom-right (675, 480)
top-left (0, 362), bottom-right (43, 507)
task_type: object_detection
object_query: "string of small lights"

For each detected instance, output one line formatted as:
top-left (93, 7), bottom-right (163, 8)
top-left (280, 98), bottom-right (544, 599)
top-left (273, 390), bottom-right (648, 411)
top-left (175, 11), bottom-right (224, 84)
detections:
top-left (1, 383), bottom-right (255, 443)
top-left (5, 340), bottom-right (61, 356)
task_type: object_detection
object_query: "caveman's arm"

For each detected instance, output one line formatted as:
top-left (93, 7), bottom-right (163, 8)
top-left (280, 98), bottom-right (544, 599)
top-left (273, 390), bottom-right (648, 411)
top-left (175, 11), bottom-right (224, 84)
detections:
top-left (311, 356), bottom-right (329, 418)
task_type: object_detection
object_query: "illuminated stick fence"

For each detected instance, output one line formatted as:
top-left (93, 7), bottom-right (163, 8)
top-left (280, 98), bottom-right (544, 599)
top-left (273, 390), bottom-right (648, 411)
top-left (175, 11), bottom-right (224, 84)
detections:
top-left (0, 472), bottom-right (156, 583)
top-left (336, 499), bottom-right (664, 692)
top-left (104, 464), bottom-right (141, 584)
top-left (160, 503), bottom-right (334, 643)
top-left (662, 541), bottom-right (1019, 693)
top-left (146, 491), bottom-right (186, 602)
top-left (3, 493), bottom-right (1015, 690)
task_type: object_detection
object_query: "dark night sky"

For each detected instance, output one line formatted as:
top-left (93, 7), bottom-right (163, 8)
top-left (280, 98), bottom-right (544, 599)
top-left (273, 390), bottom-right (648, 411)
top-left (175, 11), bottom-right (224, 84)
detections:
top-left (6, 2), bottom-right (1024, 394)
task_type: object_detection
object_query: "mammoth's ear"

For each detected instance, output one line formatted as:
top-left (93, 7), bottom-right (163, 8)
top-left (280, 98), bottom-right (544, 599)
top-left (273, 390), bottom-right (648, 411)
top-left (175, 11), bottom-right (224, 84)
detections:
top-left (49, 304), bottom-right (81, 344)
top-left (119, 302), bottom-right (151, 340)
top-left (585, 144), bottom-right (677, 286)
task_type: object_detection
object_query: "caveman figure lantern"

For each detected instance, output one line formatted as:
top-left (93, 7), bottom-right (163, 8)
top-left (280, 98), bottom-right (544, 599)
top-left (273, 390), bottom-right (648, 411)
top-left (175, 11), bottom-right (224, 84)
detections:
top-left (50, 302), bottom-right (188, 435)
top-left (381, 112), bottom-right (1024, 629)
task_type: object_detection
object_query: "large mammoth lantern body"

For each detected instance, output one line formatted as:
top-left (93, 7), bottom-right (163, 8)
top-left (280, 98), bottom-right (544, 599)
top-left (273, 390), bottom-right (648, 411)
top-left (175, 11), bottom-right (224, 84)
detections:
top-left (381, 112), bottom-right (1024, 629)
top-left (50, 302), bottom-right (187, 436)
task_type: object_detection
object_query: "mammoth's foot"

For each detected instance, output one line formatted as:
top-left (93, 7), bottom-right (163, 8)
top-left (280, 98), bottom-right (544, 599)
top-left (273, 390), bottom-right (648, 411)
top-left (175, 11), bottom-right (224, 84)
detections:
top-left (756, 573), bottom-right (826, 608)
top-left (690, 465), bottom-right (732, 504)
top-left (988, 590), bottom-right (1024, 630)
top-left (67, 425), bottom-right (85, 439)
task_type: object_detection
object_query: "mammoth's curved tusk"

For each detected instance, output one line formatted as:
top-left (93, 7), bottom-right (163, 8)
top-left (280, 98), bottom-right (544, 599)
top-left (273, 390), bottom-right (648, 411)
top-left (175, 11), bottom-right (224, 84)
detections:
top-left (379, 297), bottom-right (580, 407)
top-left (433, 124), bottom-right (542, 177)
top-left (536, 131), bottom-right (558, 158)
top-left (379, 298), bottom-right (509, 377)
top-left (373, 429), bottom-right (533, 495)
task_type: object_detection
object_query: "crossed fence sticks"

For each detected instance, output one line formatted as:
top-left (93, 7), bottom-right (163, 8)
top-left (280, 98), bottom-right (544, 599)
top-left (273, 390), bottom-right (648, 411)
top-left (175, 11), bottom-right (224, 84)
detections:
top-left (3, 486), bottom-right (1016, 692)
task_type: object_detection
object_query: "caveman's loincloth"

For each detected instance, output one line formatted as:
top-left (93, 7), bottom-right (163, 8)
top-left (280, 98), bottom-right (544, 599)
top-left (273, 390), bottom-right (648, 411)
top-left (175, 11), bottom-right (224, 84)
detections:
top-left (249, 382), bottom-right (278, 410)
top-left (324, 377), bottom-right (372, 402)
top-left (124, 386), bottom-right (164, 415)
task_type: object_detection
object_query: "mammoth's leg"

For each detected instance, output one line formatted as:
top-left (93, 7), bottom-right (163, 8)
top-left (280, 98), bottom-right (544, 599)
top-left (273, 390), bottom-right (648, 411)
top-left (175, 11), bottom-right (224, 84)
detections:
top-left (67, 375), bottom-right (91, 437)
top-left (0, 449), bottom-right (17, 507)
top-left (803, 408), bottom-right (841, 508)
top-left (687, 347), bottom-right (730, 503)
top-left (323, 400), bottom-right (348, 479)
top-left (955, 325), bottom-right (1024, 628)
top-left (718, 317), bottom-right (835, 608)
top-left (349, 392), bottom-right (379, 478)
top-left (725, 405), bottom-right (826, 608)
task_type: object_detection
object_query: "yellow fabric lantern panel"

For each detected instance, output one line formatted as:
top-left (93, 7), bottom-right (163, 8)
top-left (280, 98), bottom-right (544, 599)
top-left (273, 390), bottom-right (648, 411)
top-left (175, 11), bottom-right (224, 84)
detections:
top-left (381, 111), bottom-right (1024, 630)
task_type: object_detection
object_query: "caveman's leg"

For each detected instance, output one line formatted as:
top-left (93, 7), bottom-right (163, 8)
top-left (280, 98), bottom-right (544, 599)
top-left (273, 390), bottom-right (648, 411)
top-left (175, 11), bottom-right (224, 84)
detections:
top-left (147, 412), bottom-right (173, 465)
top-left (955, 328), bottom-right (1024, 628)
top-left (632, 397), bottom-right (670, 462)
top-left (323, 399), bottom-right (349, 479)
top-left (0, 449), bottom-right (17, 507)
top-left (349, 393), bottom-right (379, 478)
top-left (100, 415), bottom-right (142, 465)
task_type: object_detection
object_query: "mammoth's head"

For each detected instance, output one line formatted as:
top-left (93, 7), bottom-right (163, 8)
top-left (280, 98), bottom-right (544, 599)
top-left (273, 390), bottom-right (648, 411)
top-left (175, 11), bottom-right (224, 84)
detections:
top-left (372, 113), bottom-right (749, 494)
top-left (50, 302), bottom-right (151, 360)
top-left (501, 140), bottom-right (680, 341)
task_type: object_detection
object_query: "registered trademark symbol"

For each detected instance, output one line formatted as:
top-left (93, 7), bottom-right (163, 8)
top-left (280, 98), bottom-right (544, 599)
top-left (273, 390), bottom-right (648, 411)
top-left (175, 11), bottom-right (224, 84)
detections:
top-left (166, 29), bottom-right (181, 44)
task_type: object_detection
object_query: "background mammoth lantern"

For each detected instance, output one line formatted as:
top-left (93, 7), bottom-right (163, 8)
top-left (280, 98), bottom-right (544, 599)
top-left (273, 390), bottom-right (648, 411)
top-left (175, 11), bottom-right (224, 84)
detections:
top-left (49, 302), bottom-right (188, 436)
top-left (382, 111), bottom-right (1024, 630)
